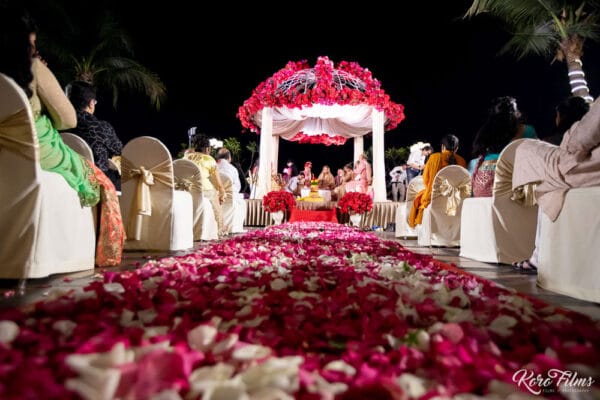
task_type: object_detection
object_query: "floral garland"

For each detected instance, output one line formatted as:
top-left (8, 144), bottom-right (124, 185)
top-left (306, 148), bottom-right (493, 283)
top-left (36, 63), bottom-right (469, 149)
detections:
top-left (237, 56), bottom-right (405, 145)
top-left (262, 190), bottom-right (296, 213)
top-left (338, 191), bottom-right (373, 214)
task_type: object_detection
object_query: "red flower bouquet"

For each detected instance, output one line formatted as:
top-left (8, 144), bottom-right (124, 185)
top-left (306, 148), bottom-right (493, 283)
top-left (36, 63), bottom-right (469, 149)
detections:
top-left (263, 190), bottom-right (296, 213)
top-left (338, 192), bottom-right (373, 214)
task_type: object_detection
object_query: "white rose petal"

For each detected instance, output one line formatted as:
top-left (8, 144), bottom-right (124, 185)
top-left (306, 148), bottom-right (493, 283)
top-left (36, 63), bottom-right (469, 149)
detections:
top-left (232, 344), bottom-right (271, 361)
top-left (488, 315), bottom-right (518, 337)
top-left (52, 320), bottom-right (77, 337)
top-left (270, 279), bottom-right (288, 291)
top-left (103, 282), bottom-right (125, 294)
top-left (189, 363), bottom-right (235, 394)
top-left (188, 324), bottom-right (217, 352)
top-left (213, 334), bottom-right (239, 354)
top-left (150, 389), bottom-right (183, 400)
top-left (396, 373), bottom-right (428, 399)
top-left (203, 379), bottom-right (248, 400)
top-left (0, 320), bottom-right (19, 344)
top-left (324, 360), bottom-right (356, 376)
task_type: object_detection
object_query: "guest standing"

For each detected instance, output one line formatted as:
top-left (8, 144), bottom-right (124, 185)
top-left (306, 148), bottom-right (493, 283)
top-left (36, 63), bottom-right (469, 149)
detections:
top-left (389, 162), bottom-right (407, 202)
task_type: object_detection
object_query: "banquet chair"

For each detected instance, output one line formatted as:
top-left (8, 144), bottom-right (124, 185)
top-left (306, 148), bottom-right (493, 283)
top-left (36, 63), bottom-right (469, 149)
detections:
top-left (219, 172), bottom-right (247, 234)
top-left (0, 74), bottom-right (95, 282)
top-left (120, 136), bottom-right (193, 251)
top-left (537, 187), bottom-right (600, 302)
top-left (459, 139), bottom-right (537, 264)
top-left (60, 132), bottom-right (94, 162)
top-left (417, 165), bottom-right (471, 247)
top-left (395, 176), bottom-right (424, 239)
top-left (172, 159), bottom-right (218, 241)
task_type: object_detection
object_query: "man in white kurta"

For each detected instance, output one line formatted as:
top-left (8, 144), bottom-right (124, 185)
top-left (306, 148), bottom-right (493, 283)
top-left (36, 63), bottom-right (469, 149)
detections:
top-left (216, 148), bottom-right (246, 233)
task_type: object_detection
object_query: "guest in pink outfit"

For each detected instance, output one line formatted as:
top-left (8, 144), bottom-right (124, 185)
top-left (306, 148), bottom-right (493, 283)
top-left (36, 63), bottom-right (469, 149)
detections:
top-left (345, 153), bottom-right (371, 193)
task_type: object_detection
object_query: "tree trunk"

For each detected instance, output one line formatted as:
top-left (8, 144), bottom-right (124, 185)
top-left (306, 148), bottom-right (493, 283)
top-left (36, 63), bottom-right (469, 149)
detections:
top-left (562, 37), bottom-right (594, 102)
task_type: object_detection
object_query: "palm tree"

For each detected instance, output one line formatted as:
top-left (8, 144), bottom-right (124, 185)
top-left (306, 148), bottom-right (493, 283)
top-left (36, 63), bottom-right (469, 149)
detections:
top-left (465, 0), bottom-right (600, 102)
top-left (33, 5), bottom-right (166, 110)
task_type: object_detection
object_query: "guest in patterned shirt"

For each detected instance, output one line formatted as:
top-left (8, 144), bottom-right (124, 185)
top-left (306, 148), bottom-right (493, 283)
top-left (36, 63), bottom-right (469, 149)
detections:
top-left (65, 81), bottom-right (123, 190)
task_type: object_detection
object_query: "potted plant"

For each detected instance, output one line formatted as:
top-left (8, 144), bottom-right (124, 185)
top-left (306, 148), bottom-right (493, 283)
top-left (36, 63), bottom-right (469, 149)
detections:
top-left (262, 190), bottom-right (296, 224)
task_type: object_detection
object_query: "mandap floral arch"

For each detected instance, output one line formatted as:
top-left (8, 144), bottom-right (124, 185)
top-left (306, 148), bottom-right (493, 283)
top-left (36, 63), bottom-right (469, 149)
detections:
top-left (237, 56), bottom-right (405, 202)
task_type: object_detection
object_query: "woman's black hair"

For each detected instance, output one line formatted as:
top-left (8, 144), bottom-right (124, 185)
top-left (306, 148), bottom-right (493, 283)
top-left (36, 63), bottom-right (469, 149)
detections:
top-left (556, 96), bottom-right (590, 134)
top-left (441, 134), bottom-right (460, 165)
top-left (471, 96), bottom-right (520, 158)
top-left (191, 133), bottom-right (210, 152)
top-left (0, 2), bottom-right (36, 97)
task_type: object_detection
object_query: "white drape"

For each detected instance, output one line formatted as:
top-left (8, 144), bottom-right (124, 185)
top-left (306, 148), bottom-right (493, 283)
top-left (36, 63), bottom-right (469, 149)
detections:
top-left (372, 109), bottom-right (386, 202)
top-left (253, 104), bottom-right (375, 139)
top-left (254, 104), bottom-right (388, 200)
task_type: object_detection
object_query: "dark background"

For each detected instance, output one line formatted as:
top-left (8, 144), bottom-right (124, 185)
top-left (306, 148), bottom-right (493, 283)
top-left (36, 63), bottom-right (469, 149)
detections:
top-left (28, 0), bottom-right (600, 174)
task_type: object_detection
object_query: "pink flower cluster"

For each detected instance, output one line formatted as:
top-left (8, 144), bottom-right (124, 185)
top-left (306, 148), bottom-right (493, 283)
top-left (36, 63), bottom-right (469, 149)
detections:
top-left (237, 56), bottom-right (406, 145)
top-left (0, 222), bottom-right (598, 398)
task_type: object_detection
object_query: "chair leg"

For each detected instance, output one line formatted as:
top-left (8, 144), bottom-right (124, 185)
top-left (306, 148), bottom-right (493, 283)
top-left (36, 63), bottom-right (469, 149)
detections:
top-left (17, 279), bottom-right (27, 295)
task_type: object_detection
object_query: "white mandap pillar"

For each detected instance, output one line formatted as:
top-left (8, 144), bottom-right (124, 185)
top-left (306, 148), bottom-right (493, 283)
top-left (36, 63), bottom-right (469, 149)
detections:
top-left (353, 136), bottom-right (364, 162)
top-left (256, 107), bottom-right (273, 199)
top-left (371, 109), bottom-right (387, 202)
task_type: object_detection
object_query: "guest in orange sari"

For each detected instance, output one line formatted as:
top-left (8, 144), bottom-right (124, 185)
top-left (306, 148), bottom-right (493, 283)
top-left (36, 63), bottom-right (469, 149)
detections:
top-left (408, 134), bottom-right (467, 227)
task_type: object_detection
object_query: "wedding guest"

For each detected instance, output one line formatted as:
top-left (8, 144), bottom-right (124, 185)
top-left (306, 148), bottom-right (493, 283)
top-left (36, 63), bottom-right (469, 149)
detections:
top-left (317, 165), bottom-right (335, 190)
top-left (511, 96), bottom-right (599, 274)
top-left (543, 96), bottom-right (590, 146)
top-left (345, 153), bottom-right (371, 193)
top-left (408, 134), bottom-right (467, 227)
top-left (389, 162), bottom-right (407, 202)
top-left (282, 159), bottom-right (298, 184)
top-left (286, 172), bottom-right (305, 196)
top-left (66, 80), bottom-right (123, 190)
top-left (185, 133), bottom-right (228, 237)
top-left (216, 147), bottom-right (241, 194)
top-left (0, 6), bottom-right (124, 266)
top-left (406, 145), bottom-right (432, 184)
top-left (334, 168), bottom-right (344, 187)
top-left (303, 161), bottom-right (313, 183)
top-left (508, 97), bottom-right (538, 140)
top-left (333, 163), bottom-right (353, 200)
top-left (468, 96), bottom-right (520, 197)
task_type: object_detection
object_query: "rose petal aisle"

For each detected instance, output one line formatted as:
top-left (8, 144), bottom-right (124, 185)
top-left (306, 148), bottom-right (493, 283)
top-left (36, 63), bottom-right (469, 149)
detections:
top-left (1, 222), bottom-right (599, 399)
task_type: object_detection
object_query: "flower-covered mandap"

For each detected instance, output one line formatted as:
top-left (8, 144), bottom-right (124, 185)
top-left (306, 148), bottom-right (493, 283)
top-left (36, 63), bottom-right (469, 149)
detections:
top-left (238, 56), bottom-right (405, 201)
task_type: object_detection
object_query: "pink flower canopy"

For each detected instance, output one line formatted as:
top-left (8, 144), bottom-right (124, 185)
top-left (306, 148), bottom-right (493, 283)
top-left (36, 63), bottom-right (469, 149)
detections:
top-left (239, 56), bottom-right (404, 201)
top-left (237, 56), bottom-right (405, 146)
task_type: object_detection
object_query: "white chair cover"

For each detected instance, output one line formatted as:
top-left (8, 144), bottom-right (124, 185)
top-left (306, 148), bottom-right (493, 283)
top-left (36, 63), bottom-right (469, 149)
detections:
top-left (395, 176), bottom-right (424, 238)
top-left (60, 132), bottom-right (94, 162)
top-left (0, 74), bottom-right (95, 279)
top-left (219, 172), bottom-right (246, 234)
top-left (537, 187), bottom-right (600, 302)
top-left (460, 139), bottom-right (538, 263)
top-left (418, 165), bottom-right (471, 247)
top-left (173, 159), bottom-right (218, 241)
top-left (120, 137), bottom-right (193, 251)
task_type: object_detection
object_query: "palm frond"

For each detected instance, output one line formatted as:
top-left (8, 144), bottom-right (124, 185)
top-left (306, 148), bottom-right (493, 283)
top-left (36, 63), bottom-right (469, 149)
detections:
top-left (566, 20), bottom-right (600, 40)
top-left (500, 21), bottom-right (560, 58)
top-left (93, 13), bottom-right (135, 57)
top-left (95, 57), bottom-right (166, 110)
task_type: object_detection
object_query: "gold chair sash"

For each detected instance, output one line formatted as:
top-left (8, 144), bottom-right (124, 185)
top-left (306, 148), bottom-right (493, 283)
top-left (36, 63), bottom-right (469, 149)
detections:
top-left (121, 157), bottom-right (174, 240)
top-left (0, 109), bottom-right (39, 161)
top-left (511, 183), bottom-right (538, 206)
top-left (435, 177), bottom-right (472, 216)
top-left (494, 155), bottom-right (537, 206)
top-left (175, 171), bottom-right (202, 193)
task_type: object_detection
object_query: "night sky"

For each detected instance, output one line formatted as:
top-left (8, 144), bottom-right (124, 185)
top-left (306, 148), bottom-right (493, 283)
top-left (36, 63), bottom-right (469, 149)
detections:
top-left (29, 0), bottom-right (600, 173)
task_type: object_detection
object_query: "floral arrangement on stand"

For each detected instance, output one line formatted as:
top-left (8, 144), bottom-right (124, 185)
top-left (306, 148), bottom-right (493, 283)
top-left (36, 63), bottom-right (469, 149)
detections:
top-left (262, 190), bottom-right (296, 213)
top-left (337, 191), bottom-right (373, 215)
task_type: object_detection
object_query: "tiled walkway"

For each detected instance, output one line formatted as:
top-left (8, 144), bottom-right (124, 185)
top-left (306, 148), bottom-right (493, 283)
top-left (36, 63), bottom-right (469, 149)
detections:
top-left (2, 230), bottom-right (599, 321)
